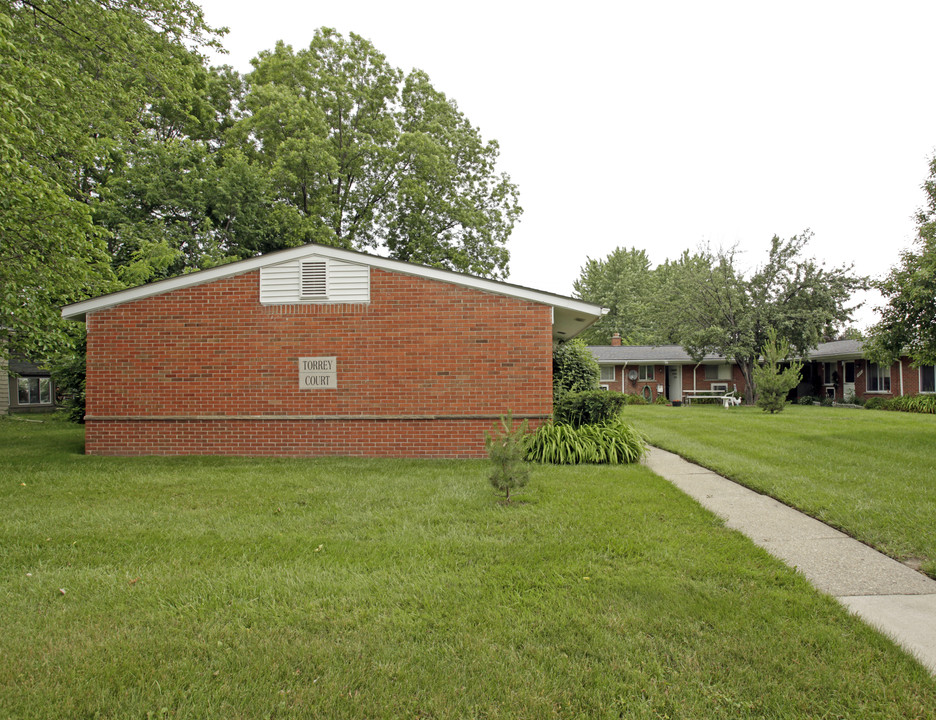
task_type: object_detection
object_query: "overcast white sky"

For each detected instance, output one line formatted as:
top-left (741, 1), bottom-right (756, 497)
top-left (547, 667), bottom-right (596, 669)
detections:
top-left (198, 0), bottom-right (936, 329)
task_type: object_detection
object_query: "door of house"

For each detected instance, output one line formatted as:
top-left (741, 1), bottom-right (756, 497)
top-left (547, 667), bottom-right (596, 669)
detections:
top-left (667, 365), bottom-right (682, 403)
top-left (844, 361), bottom-right (856, 401)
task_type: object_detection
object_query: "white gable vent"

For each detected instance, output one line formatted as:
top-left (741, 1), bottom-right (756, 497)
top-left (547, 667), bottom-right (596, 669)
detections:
top-left (301, 261), bottom-right (327, 298)
top-left (260, 255), bottom-right (370, 305)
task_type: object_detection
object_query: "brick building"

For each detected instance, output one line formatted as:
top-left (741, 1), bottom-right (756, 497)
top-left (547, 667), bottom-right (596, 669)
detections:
top-left (62, 244), bottom-right (603, 458)
top-left (801, 340), bottom-right (933, 401)
top-left (589, 337), bottom-right (745, 403)
top-left (590, 335), bottom-right (934, 403)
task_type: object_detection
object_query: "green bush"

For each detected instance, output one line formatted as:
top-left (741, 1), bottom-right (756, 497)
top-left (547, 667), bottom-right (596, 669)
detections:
top-left (554, 390), bottom-right (629, 427)
top-left (623, 393), bottom-right (649, 405)
top-left (820, 396), bottom-right (834, 407)
top-left (798, 395), bottom-right (817, 406)
top-left (50, 335), bottom-right (86, 423)
top-left (553, 339), bottom-right (600, 403)
top-left (654, 393), bottom-right (668, 405)
top-left (880, 394), bottom-right (936, 414)
top-left (864, 396), bottom-right (886, 410)
top-left (527, 418), bottom-right (645, 465)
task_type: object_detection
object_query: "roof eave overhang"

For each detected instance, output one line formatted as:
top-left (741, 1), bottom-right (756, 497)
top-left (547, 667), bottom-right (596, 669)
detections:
top-left (61, 243), bottom-right (606, 335)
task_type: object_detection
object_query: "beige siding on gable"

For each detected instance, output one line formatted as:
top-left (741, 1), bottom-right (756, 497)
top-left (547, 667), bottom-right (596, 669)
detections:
top-left (0, 356), bottom-right (9, 413)
top-left (259, 255), bottom-right (370, 305)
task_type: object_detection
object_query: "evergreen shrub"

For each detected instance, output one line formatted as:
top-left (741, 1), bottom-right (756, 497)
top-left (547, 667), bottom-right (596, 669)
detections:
top-left (485, 413), bottom-right (531, 502)
top-left (752, 328), bottom-right (802, 413)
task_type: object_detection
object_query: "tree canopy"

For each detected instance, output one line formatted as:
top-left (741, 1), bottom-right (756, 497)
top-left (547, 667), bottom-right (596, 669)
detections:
top-left (1, 8), bottom-right (521, 363)
top-left (866, 155), bottom-right (936, 366)
top-left (573, 247), bottom-right (666, 345)
top-left (238, 30), bottom-right (521, 277)
top-left (0, 0), bottom-right (223, 360)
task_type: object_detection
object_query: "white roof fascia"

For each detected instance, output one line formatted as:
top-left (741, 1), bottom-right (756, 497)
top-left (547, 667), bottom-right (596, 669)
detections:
top-left (62, 243), bottom-right (604, 322)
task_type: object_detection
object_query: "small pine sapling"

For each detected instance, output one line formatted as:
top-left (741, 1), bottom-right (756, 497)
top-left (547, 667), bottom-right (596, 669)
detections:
top-left (752, 328), bottom-right (804, 413)
top-left (485, 413), bottom-right (531, 502)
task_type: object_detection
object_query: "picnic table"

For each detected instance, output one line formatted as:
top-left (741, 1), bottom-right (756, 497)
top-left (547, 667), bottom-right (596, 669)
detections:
top-left (682, 390), bottom-right (741, 408)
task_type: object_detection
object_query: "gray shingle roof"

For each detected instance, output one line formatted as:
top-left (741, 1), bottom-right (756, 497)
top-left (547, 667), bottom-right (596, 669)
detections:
top-left (808, 339), bottom-right (865, 360)
top-left (9, 358), bottom-right (50, 375)
top-left (587, 345), bottom-right (729, 364)
top-left (588, 339), bottom-right (868, 365)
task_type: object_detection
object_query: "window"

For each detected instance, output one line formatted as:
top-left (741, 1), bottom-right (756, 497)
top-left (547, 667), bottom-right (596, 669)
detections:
top-left (824, 362), bottom-right (835, 384)
top-left (638, 365), bottom-right (654, 381)
top-left (704, 364), bottom-right (732, 381)
top-left (866, 363), bottom-right (891, 392)
top-left (17, 377), bottom-right (52, 405)
top-left (921, 365), bottom-right (935, 393)
top-left (300, 261), bottom-right (327, 298)
top-left (599, 365), bottom-right (615, 382)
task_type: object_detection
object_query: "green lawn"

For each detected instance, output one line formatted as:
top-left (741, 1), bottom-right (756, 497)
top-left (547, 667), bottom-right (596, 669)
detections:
top-left (625, 404), bottom-right (936, 577)
top-left (2, 416), bottom-right (935, 718)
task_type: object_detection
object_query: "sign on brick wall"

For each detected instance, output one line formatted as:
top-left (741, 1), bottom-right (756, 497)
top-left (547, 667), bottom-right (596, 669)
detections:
top-left (299, 357), bottom-right (337, 389)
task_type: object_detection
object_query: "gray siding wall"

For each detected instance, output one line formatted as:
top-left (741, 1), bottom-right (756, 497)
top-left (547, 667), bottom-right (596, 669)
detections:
top-left (0, 357), bottom-right (8, 413)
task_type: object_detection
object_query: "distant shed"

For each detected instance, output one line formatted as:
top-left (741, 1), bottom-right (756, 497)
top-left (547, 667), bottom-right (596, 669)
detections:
top-left (62, 244), bottom-right (603, 458)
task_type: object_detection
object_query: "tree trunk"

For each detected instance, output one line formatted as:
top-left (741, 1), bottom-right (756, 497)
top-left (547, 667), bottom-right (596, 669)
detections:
top-left (740, 358), bottom-right (757, 405)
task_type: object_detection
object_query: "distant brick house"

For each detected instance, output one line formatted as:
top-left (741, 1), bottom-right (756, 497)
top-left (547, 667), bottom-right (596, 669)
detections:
top-left (800, 340), bottom-right (934, 401)
top-left (590, 335), bottom-right (933, 403)
top-left (62, 244), bottom-right (603, 458)
top-left (589, 336), bottom-right (746, 403)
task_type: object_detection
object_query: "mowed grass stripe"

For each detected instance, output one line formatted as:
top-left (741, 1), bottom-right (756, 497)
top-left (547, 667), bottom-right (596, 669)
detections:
top-left (627, 403), bottom-right (936, 575)
top-left (1, 417), bottom-right (934, 718)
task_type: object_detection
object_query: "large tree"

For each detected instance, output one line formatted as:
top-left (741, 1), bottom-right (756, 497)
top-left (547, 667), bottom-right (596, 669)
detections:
top-left (573, 247), bottom-right (664, 345)
top-left (237, 29), bottom-right (521, 278)
top-left (659, 233), bottom-right (865, 404)
top-left (866, 155), bottom-right (936, 366)
top-left (0, 0), bottom-right (223, 360)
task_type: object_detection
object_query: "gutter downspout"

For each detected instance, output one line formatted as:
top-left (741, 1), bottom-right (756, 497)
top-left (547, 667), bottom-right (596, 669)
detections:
top-left (693, 362), bottom-right (700, 394)
top-left (899, 360), bottom-right (904, 397)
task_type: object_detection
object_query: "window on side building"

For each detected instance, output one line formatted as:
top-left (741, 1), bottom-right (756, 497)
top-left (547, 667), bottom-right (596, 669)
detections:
top-left (704, 364), bottom-right (731, 381)
top-left (17, 377), bottom-right (52, 405)
top-left (920, 365), bottom-right (935, 393)
top-left (866, 363), bottom-right (891, 392)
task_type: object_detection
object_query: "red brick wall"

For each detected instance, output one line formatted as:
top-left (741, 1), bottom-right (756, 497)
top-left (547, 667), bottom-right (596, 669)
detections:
top-left (897, 358), bottom-right (920, 396)
top-left (84, 268), bottom-right (553, 457)
top-left (612, 365), bottom-right (664, 400)
top-left (683, 364), bottom-right (747, 396)
top-left (853, 358), bottom-right (908, 398)
top-left (602, 363), bottom-right (749, 402)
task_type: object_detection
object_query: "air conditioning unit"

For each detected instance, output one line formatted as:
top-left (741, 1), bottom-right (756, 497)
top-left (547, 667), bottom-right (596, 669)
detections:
top-left (711, 383), bottom-right (728, 394)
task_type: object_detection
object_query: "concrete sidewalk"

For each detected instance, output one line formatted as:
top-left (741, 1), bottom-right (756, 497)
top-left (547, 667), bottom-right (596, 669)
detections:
top-left (644, 446), bottom-right (936, 675)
